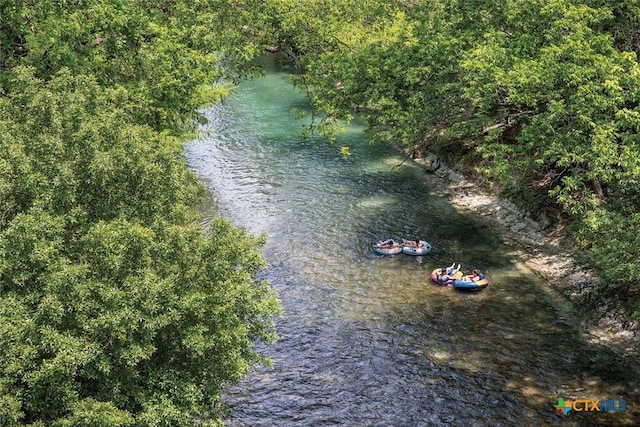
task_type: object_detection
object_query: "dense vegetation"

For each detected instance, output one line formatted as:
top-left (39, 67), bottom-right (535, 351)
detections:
top-left (2, 0), bottom-right (639, 424)
top-left (0, 1), bottom-right (279, 425)
top-left (257, 0), bottom-right (640, 324)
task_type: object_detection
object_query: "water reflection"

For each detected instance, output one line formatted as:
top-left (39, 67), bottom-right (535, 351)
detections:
top-left (186, 56), bottom-right (639, 426)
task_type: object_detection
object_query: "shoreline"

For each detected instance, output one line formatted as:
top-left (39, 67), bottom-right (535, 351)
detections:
top-left (412, 154), bottom-right (639, 367)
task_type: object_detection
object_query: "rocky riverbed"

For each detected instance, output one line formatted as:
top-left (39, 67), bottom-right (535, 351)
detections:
top-left (414, 154), bottom-right (639, 369)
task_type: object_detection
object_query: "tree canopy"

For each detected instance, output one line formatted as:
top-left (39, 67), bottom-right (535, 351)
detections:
top-left (0, 1), bottom-right (280, 425)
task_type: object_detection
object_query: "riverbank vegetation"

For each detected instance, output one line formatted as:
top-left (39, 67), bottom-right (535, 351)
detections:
top-left (2, 0), bottom-right (639, 424)
top-left (255, 1), bottom-right (640, 331)
top-left (0, 1), bottom-right (279, 425)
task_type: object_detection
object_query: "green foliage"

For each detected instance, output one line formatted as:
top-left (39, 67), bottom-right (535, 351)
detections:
top-left (0, 213), bottom-right (279, 425)
top-left (0, 1), bottom-right (282, 425)
top-left (0, 0), bottom-right (263, 132)
top-left (53, 399), bottom-right (134, 427)
top-left (586, 0), bottom-right (640, 54)
top-left (0, 67), bottom-right (203, 227)
top-left (576, 210), bottom-right (640, 291)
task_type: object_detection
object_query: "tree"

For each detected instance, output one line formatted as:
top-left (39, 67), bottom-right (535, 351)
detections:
top-left (0, 210), bottom-right (279, 426)
top-left (0, 2), bottom-right (282, 423)
top-left (0, 0), bottom-right (271, 132)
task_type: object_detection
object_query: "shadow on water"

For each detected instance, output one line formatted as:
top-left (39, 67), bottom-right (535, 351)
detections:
top-left (186, 55), bottom-right (639, 426)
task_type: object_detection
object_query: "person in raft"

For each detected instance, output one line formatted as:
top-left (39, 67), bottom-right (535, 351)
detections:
top-left (462, 269), bottom-right (484, 282)
top-left (471, 269), bottom-right (484, 280)
top-left (446, 263), bottom-right (461, 275)
top-left (377, 239), bottom-right (397, 248)
top-left (404, 239), bottom-right (424, 248)
top-left (438, 263), bottom-right (460, 282)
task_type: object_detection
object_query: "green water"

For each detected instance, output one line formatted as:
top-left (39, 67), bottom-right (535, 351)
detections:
top-left (185, 56), bottom-right (638, 426)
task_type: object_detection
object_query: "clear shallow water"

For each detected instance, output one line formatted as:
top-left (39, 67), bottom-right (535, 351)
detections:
top-left (185, 56), bottom-right (639, 426)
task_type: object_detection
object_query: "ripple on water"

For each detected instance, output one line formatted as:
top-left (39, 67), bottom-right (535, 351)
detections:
top-left (186, 58), bottom-right (640, 427)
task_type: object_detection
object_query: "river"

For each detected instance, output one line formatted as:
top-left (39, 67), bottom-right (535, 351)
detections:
top-left (185, 56), bottom-right (638, 426)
